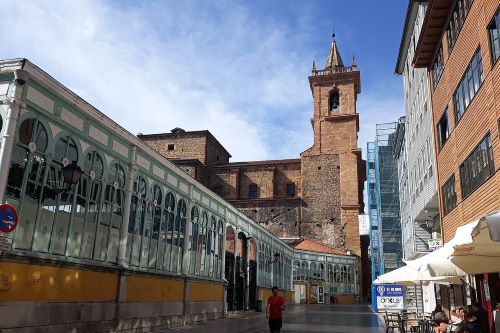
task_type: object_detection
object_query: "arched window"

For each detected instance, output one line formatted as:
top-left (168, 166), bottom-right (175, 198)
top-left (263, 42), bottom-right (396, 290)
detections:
top-left (319, 263), bottom-right (324, 281)
top-left (329, 90), bottom-right (340, 112)
top-left (71, 151), bottom-right (104, 260)
top-left (310, 262), bottom-right (317, 281)
top-left (216, 219), bottom-right (224, 278)
top-left (48, 135), bottom-right (79, 255)
top-left (189, 206), bottom-right (200, 275)
top-left (206, 215), bottom-right (217, 277)
top-left (102, 163), bottom-right (125, 263)
top-left (170, 197), bottom-right (186, 273)
top-left (334, 265), bottom-right (340, 283)
top-left (293, 260), bottom-right (301, 280)
top-left (301, 261), bottom-right (309, 281)
top-left (147, 185), bottom-right (163, 268)
top-left (163, 192), bottom-right (176, 271)
top-left (199, 211), bottom-right (208, 275)
top-left (128, 175), bottom-right (148, 267)
top-left (328, 264), bottom-right (334, 284)
top-left (8, 118), bottom-right (49, 251)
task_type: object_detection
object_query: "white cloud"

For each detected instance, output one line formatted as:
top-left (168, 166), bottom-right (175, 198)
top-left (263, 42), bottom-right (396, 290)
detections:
top-left (1, 0), bottom-right (322, 162)
top-left (0, 0), bottom-right (403, 164)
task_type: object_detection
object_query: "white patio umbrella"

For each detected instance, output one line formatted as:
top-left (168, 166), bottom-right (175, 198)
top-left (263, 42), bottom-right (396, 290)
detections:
top-left (450, 211), bottom-right (500, 274)
top-left (374, 265), bottom-right (462, 316)
top-left (373, 265), bottom-right (463, 286)
top-left (405, 241), bottom-right (466, 277)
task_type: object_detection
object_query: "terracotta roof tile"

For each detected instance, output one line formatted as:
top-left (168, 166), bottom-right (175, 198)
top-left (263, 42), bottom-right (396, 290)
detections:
top-left (291, 238), bottom-right (347, 256)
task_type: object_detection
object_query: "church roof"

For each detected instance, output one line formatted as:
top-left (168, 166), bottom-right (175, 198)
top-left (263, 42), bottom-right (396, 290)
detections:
top-left (286, 238), bottom-right (348, 256)
top-left (325, 34), bottom-right (344, 68)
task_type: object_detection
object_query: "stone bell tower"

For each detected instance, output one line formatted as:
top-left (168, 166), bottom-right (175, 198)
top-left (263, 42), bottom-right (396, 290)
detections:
top-left (300, 33), bottom-right (365, 255)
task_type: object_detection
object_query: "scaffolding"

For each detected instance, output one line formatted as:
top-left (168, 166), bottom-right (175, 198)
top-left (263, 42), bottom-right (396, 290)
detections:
top-left (368, 123), bottom-right (404, 306)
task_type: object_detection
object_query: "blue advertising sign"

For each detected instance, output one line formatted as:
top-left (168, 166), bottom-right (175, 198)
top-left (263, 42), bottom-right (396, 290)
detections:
top-left (376, 284), bottom-right (404, 297)
top-left (376, 284), bottom-right (405, 310)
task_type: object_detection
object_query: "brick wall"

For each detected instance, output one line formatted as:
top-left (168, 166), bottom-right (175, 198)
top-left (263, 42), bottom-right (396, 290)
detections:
top-left (427, 0), bottom-right (500, 241)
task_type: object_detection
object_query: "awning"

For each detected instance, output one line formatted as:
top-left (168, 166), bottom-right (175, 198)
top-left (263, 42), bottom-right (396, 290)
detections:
top-left (450, 211), bottom-right (500, 274)
top-left (374, 265), bottom-right (463, 286)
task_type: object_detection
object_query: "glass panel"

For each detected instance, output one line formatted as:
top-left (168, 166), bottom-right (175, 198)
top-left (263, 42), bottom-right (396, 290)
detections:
top-left (67, 176), bottom-right (87, 257)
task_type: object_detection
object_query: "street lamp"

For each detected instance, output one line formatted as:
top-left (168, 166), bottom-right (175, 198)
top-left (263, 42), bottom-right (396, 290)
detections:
top-left (267, 252), bottom-right (280, 266)
top-left (273, 252), bottom-right (280, 263)
top-left (44, 161), bottom-right (83, 198)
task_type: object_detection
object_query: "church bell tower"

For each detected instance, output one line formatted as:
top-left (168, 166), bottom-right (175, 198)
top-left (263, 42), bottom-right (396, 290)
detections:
top-left (300, 33), bottom-right (365, 255)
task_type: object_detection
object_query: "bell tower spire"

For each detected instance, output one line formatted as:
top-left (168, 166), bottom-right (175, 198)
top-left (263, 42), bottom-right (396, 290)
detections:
top-left (325, 30), bottom-right (344, 68)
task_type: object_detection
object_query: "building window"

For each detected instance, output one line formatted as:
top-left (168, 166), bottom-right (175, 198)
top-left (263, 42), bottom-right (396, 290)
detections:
top-left (437, 109), bottom-right (450, 150)
top-left (446, 0), bottom-right (474, 53)
top-left (453, 48), bottom-right (484, 124)
top-left (431, 45), bottom-right (444, 90)
top-left (286, 183), bottom-right (296, 197)
top-left (460, 134), bottom-right (495, 199)
top-left (329, 90), bottom-right (340, 112)
top-left (442, 175), bottom-right (457, 216)
top-left (213, 185), bottom-right (224, 197)
top-left (167, 144), bottom-right (174, 151)
top-left (488, 7), bottom-right (500, 64)
top-left (248, 184), bottom-right (258, 198)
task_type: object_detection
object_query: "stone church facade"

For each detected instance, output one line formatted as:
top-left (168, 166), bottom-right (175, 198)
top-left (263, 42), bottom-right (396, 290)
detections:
top-left (139, 36), bottom-right (366, 255)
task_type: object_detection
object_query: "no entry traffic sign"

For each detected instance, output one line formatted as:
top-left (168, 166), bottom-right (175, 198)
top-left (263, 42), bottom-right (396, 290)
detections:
top-left (0, 204), bottom-right (18, 233)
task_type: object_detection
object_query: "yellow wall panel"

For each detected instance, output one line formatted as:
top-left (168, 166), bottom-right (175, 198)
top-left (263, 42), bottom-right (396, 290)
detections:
top-left (188, 281), bottom-right (223, 302)
top-left (127, 275), bottom-right (184, 302)
top-left (0, 262), bottom-right (117, 302)
top-left (335, 295), bottom-right (355, 304)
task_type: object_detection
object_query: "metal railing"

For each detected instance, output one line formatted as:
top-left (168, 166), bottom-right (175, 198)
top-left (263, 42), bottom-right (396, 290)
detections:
top-left (312, 66), bottom-right (357, 76)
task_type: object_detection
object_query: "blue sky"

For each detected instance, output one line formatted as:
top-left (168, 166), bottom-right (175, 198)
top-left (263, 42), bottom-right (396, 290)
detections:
top-left (0, 0), bottom-right (408, 162)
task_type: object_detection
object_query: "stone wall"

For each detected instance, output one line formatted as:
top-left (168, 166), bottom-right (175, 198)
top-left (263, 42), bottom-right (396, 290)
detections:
top-left (140, 134), bottom-right (207, 164)
top-left (233, 199), bottom-right (302, 237)
top-left (207, 161), bottom-right (301, 201)
top-left (205, 135), bottom-right (231, 165)
top-left (300, 153), bottom-right (342, 247)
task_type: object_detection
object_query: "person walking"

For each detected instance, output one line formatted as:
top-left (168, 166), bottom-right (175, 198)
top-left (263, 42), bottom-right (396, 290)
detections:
top-left (266, 286), bottom-right (285, 333)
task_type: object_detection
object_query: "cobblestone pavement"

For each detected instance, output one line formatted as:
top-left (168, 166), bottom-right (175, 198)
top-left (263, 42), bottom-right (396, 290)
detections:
top-left (156, 304), bottom-right (385, 333)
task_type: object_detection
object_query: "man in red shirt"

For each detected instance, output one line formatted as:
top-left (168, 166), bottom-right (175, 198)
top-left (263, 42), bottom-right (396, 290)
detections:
top-left (266, 286), bottom-right (285, 333)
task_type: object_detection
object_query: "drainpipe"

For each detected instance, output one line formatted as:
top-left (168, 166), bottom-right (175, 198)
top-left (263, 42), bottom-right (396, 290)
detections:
top-left (0, 68), bottom-right (29, 203)
top-left (118, 145), bottom-right (137, 267)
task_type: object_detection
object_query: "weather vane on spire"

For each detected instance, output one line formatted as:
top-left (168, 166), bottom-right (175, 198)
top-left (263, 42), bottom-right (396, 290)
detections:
top-left (332, 27), bottom-right (336, 41)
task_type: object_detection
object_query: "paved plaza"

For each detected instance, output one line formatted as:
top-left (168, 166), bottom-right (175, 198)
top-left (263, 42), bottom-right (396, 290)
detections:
top-left (157, 304), bottom-right (384, 333)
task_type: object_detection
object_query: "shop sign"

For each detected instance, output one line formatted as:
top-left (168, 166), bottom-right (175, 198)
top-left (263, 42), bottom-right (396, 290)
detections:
top-left (428, 238), bottom-right (443, 250)
top-left (0, 236), bottom-right (12, 252)
top-left (376, 284), bottom-right (404, 310)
